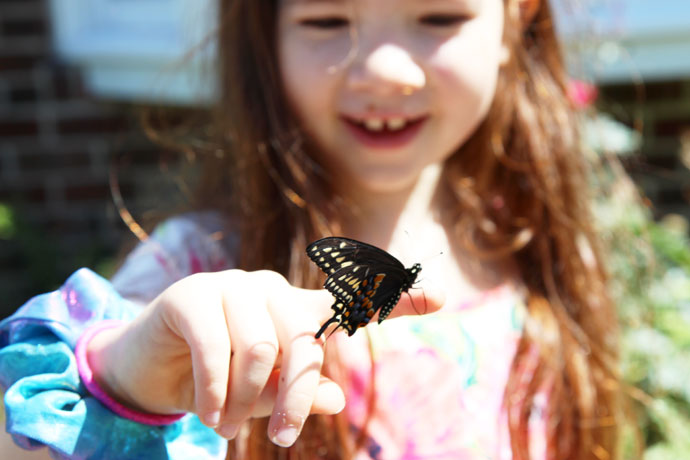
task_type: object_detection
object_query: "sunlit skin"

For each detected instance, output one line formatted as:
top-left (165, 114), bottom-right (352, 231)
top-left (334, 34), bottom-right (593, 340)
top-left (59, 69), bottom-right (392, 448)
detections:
top-left (279, 0), bottom-right (508, 201)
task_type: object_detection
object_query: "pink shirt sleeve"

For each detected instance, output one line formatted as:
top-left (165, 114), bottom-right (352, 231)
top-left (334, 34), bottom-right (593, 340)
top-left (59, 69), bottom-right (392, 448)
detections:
top-left (111, 212), bottom-right (234, 304)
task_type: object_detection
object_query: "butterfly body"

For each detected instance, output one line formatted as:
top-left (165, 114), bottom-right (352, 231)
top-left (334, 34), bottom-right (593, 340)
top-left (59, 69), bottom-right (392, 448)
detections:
top-left (306, 237), bottom-right (421, 338)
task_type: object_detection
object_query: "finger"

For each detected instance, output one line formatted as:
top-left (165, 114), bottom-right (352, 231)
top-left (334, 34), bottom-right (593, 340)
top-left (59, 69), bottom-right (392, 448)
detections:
top-left (384, 277), bottom-right (445, 319)
top-left (268, 332), bottom-right (323, 447)
top-left (299, 279), bottom-right (444, 336)
top-left (251, 371), bottom-right (345, 418)
top-left (169, 276), bottom-right (231, 426)
top-left (218, 289), bottom-right (279, 439)
top-left (295, 287), bottom-right (339, 326)
top-left (310, 377), bottom-right (346, 414)
top-left (266, 284), bottom-right (326, 447)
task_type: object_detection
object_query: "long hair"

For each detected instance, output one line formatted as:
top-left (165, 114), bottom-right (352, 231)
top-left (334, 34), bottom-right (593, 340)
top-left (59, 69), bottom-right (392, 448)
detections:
top-left (448, 2), bottom-right (621, 458)
top-left (185, 0), bottom-right (622, 458)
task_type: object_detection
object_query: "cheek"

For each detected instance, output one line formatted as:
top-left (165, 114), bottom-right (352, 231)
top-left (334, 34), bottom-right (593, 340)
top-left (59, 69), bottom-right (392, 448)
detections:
top-left (280, 42), bottom-right (307, 109)
top-left (279, 42), bottom-right (338, 128)
top-left (431, 30), bottom-right (502, 120)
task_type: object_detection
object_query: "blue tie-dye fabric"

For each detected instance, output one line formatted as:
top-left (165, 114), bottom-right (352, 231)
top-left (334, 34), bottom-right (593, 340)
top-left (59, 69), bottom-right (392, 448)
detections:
top-left (0, 269), bottom-right (227, 460)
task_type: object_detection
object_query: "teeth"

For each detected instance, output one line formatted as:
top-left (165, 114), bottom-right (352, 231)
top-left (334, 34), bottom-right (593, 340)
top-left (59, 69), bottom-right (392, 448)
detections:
top-left (386, 117), bottom-right (407, 131)
top-left (359, 117), bottom-right (410, 132)
top-left (363, 118), bottom-right (384, 131)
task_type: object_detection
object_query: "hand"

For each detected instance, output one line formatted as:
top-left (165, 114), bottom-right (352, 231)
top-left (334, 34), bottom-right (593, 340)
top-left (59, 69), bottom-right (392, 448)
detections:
top-left (87, 269), bottom-right (443, 447)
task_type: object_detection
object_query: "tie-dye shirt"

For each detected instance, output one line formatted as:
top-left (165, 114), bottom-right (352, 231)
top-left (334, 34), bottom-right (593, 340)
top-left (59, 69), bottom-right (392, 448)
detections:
top-left (112, 213), bottom-right (548, 460)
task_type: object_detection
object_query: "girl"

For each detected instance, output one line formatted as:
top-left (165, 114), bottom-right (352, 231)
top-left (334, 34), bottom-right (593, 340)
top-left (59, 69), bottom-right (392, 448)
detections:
top-left (0, 0), bottom-right (622, 459)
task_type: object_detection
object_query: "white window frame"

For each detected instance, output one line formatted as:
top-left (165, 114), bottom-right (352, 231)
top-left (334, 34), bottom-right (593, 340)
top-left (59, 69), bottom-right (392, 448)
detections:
top-left (48, 0), bottom-right (217, 105)
top-left (554, 0), bottom-right (690, 83)
top-left (48, 0), bottom-right (690, 103)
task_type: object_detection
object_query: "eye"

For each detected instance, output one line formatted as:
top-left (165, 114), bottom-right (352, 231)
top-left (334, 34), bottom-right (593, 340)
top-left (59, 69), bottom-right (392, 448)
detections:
top-left (419, 14), bottom-right (469, 27)
top-left (299, 17), bottom-right (349, 29)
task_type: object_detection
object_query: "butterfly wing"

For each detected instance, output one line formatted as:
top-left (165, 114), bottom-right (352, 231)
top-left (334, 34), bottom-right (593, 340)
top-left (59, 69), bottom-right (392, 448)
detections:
top-left (307, 237), bottom-right (405, 274)
top-left (307, 237), bottom-right (419, 337)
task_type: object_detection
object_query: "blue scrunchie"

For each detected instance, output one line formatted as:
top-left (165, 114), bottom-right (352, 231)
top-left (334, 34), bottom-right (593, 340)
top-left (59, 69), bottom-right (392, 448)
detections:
top-left (0, 268), bottom-right (227, 460)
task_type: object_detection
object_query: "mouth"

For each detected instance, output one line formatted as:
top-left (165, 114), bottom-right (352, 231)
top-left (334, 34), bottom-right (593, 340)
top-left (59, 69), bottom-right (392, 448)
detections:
top-left (341, 114), bottom-right (428, 149)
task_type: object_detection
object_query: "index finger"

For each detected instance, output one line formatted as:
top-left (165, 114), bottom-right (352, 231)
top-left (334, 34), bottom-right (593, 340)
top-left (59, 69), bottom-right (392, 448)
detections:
top-left (384, 277), bottom-right (445, 319)
top-left (301, 277), bottom-right (445, 338)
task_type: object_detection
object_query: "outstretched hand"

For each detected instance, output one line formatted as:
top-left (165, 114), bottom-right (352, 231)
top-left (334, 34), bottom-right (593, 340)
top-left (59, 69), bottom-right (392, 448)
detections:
top-left (86, 269), bottom-right (444, 447)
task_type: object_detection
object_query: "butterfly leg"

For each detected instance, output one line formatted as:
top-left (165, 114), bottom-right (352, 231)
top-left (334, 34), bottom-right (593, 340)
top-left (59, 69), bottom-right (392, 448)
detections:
top-left (315, 315), bottom-right (341, 339)
top-left (315, 300), bottom-right (347, 339)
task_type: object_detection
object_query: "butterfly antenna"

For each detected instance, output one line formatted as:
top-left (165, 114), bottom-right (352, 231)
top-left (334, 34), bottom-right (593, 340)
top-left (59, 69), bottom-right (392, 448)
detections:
top-left (401, 229), bottom-right (443, 262)
top-left (419, 250), bottom-right (444, 265)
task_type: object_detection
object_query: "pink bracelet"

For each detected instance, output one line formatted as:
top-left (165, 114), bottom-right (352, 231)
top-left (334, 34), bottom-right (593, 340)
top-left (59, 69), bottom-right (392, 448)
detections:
top-left (75, 319), bottom-right (186, 426)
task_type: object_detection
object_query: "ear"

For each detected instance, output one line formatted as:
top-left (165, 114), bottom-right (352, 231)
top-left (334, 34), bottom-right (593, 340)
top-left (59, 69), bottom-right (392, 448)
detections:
top-left (499, 0), bottom-right (541, 66)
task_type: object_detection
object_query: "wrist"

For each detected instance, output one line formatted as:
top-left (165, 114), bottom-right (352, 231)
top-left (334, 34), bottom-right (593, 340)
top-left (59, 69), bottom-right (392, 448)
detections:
top-left (86, 321), bottom-right (132, 407)
top-left (77, 320), bottom-right (185, 425)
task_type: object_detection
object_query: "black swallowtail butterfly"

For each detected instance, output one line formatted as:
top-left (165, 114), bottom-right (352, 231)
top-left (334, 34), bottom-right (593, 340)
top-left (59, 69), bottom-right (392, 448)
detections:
top-left (306, 237), bottom-right (422, 338)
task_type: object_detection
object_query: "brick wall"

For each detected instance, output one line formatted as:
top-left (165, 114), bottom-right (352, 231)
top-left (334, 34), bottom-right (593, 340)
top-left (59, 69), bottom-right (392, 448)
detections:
top-left (0, 0), bottom-right (175, 318)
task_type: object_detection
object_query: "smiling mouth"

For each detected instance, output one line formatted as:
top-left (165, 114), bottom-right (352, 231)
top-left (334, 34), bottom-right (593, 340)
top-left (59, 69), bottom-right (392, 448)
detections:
top-left (341, 115), bottom-right (428, 149)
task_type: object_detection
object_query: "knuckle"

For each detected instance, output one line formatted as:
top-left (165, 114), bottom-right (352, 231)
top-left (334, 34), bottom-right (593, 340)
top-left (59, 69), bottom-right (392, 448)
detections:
top-left (197, 387), bottom-right (225, 413)
top-left (230, 387), bottom-right (260, 411)
top-left (254, 270), bottom-right (288, 287)
top-left (163, 273), bottom-right (216, 307)
top-left (182, 270), bottom-right (245, 292)
top-left (227, 343), bottom-right (278, 413)
top-left (246, 342), bottom-right (279, 366)
top-left (204, 383), bottom-right (228, 407)
top-left (229, 379), bottom-right (266, 414)
top-left (283, 386), bottom-right (317, 411)
top-left (181, 271), bottom-right (216, 288)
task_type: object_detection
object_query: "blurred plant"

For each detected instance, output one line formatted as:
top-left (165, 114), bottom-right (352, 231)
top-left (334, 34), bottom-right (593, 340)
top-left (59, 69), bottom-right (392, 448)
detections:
top-left (0, 202), bottom-right (117, 319)
top-left (0, 204), bottom-right (15, 240)
top-left (580, 92), bottom-right (690, 458)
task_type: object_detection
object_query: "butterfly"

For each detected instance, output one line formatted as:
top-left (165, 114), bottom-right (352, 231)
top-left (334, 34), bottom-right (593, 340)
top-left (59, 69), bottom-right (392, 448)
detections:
top-left (306, 237), bottom-right (422, 339)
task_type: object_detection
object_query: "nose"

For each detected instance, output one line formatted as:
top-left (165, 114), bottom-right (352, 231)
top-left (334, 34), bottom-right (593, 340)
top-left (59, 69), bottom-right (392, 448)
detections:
top-left (346, 43), bottom-right (426, 96)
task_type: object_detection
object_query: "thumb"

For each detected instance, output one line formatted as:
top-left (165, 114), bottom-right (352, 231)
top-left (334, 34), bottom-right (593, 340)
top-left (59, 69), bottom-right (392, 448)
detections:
top-left (383, 277), bottom-right (445, 320)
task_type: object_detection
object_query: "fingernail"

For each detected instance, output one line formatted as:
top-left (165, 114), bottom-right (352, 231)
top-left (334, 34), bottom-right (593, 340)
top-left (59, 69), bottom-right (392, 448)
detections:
top-left (270, 411), bottom-right (304, 447)
top-left (272, 427), bottom-right (298, 447)
top-left (218, 423), bottom-right (239, 439)
top-left (203, 411), bottom-right (221, 427)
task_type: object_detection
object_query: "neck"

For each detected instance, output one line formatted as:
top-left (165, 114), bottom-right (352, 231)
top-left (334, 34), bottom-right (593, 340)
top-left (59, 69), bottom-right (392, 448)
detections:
top-left (342, 163), bottom-right (443, 249)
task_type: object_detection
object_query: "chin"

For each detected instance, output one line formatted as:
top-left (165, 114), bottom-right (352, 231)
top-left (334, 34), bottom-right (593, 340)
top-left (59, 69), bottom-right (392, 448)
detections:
top-left (348, 167), bottom-right (422, 195)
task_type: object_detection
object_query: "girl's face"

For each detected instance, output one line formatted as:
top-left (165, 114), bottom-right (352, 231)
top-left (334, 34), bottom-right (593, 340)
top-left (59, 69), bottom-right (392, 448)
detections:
top-left (278, 0), bottom-right (507, 195)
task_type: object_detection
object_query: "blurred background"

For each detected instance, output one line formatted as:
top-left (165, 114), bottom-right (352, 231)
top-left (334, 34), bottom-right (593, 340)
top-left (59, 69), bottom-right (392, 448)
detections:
top-left (0, 0), bottom-right (689, 457)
